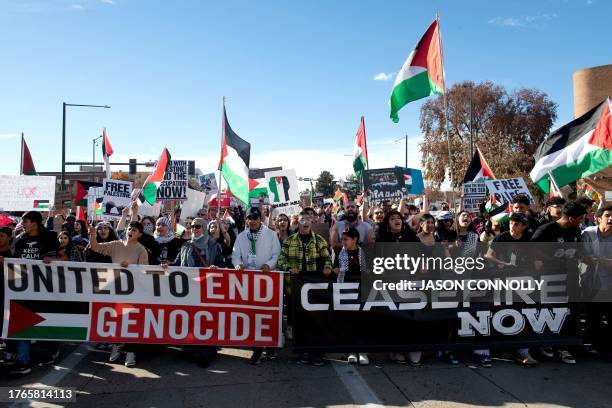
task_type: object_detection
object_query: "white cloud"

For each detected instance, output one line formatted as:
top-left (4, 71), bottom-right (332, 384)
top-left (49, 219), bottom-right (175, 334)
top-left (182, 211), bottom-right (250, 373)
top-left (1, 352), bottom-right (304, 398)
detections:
top-left (100, 0), bottom-right (115, 4)
top-left (0, 133), bottom-right (19, 140)
top-left (373, 72), bottom-right (395, 81)
top-left (488, 13), bottom-right (558, 28)
top-left (586, 0), bottom-right (593, 4)
top-left (70, 4), bottom-right (85, 10)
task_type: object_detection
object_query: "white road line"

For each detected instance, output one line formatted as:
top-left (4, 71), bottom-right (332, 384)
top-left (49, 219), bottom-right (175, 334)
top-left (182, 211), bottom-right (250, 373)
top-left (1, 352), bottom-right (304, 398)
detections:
top-left (331, 360), bottom-right (385, 408)
top-left (10, 343), bottom-right (90, 408)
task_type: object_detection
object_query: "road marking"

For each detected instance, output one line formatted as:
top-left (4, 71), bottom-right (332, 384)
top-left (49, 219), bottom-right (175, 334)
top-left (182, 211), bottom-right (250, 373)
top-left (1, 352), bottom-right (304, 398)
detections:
top-left (10, 344), bottom-right (90, 408)
top-left (331, 360), bottom-right (384, 407)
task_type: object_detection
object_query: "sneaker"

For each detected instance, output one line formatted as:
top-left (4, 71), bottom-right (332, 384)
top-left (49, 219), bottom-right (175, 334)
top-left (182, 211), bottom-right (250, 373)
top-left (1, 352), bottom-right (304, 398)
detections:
top-left (558, 350), bottom-right (576, 364)
top-left (41, 349), bottom-right (60, 365)
top-left (539, 347), bottom-right (554, 359)
top-left (9, 363), bottom-right (31, 376)
top-left (124, 352), bottom-right (136, 367)
top-left (265, 348), bottom-right (277, 360)
top-left (249, 349), bottom-right (263, 365)
top-left (390, 352), bottom-right (407, 364)
top-left (347, 354), bottom-right (358, 364)
top-left (445, 353), bottom-right (459, 365)
top-left (298, 353), bottom-right (311, 364)
top-left (312, 358), bottom-right (326, 366)
top-left (408, 351), bottom-right (422, 367)
top-left (109, 345), bottom-right (122, 363)
top-left (358, 353), bottom-right (369, 366)
top-left (515, 351), bottom-right (538, 367)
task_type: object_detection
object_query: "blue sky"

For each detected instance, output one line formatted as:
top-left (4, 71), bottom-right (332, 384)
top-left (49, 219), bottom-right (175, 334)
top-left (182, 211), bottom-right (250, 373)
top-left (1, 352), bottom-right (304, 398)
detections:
top-left (0, 0), bottom-right (609, 185)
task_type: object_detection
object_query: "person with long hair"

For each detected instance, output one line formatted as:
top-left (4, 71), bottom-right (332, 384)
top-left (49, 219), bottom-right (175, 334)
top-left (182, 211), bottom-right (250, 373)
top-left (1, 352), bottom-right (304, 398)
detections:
top-left (376, 210), bottom-right (419, 243)
top-left (86, 221), bottom-right (118, 263)
top-left (274, 213), bottom-right (292, 244)
top-left (454, 211), bottom-right (480, 258)
top-left (58, 231), bottom-right (83, 262)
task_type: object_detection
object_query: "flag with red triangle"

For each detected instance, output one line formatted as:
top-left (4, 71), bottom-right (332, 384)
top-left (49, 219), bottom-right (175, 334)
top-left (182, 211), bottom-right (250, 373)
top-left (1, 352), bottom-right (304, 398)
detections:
top-left (102, 128), bottom-right (114, 179)
top-left (138, 148), bottom-right (171, 206)
top-left (463, 147), bottom-right (496, 183)
top-left (75, 206), bottom-right (87, 222)
top-left (73, 181), bottom-right (103, 206)
top-left (21, 134), bottom-right (37, 176)
top-left (353, 116), bottom-right (368, 179)
top-left (5, 300), bottom-right (89, 341)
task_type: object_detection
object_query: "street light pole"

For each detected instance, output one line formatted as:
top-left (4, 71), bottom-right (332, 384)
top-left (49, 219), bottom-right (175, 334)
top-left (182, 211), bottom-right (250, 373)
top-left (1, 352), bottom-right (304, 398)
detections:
top-left (92, 135), bottom-right (103, 181)
top-left (61, 102), bottom-right (111, 190)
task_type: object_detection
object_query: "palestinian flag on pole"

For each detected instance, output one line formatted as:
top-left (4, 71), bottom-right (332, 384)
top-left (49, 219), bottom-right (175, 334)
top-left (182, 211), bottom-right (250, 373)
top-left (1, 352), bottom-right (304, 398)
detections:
top-left (75, 206), bottom-right (87, 222)
top-left (102, 128), bottom-right (114, 179)
top-left (353, 116), bottom-right (368, 178)
top-left (549, 173), bottom-right (563, 198)
top-left (21, 133), bottom-right (38, 176)
top-left (73, 181), bottom-right (103, 206)
top-left (390, 18), bottom-right (444, 123)
top-left (218, 104), bottom-right (251, 205)
top-left (463, 147), bottom-right (496, 183)
top-left (485, 195), bottom-right (510, 223)
top-left (138, 148), bottom-right (171, 206)
top-left (530, 99), bottom-right (612, 195)
top-left (248, 178), bottom-right (269, 200)
top-left (6, 300), bottom-right (89, 341)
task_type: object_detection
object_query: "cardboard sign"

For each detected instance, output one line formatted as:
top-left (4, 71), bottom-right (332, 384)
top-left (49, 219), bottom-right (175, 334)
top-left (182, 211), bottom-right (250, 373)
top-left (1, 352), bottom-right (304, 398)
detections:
top-left (363, 168), bottom-right (405, 205)
top-left (485, 178), bottom-right (534, 206)
top-left (158, 160), bottom-right (188, 200)
top-left (270, 203), bottom-right (302, 219)
top-left (87, 187), bottom-right (105, 221)
top-left (0, 175), bottom-right (56, 211)
top-left (395, 167), bottom-right (425, 195)
top-left (180, 188), bottom-right (207, 221)
top-left (198, 173), bottom-right (218, 194)
top-left (101, 180), bottom-right (132, 220)
top-left (264, 169), bottom-right (299, 205)
top-left (3, 259), bottom-right (283, 347)
top-left (462, 182), bottom-right (487, 213)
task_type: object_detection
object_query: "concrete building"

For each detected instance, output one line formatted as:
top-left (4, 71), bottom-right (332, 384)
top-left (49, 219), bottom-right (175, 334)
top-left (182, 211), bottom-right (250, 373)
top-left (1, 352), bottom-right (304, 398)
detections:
top-left (572, 63), bottom-right (612, 117)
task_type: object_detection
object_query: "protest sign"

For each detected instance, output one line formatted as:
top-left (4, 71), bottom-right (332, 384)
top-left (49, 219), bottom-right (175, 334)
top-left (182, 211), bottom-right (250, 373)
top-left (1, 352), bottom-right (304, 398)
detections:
top-left (3, 259), bottom-right (283, 347)
top-left (101, 180), bottom-right (132, 220)
top-left (264, 169), bottom-right (301, 217)
top-left (180, 188), bottom-right (207, 221)
top-left (363, 168), bottom-right (405, 205)
top-left (0, 175), bottom-right (55, 211)
top-left (396, 167), bottom-right (425, 195)
top-left (198, 173), bottom-right (218, 194)
top-left (158, 160), bottom-right (188, 200)
top-left (462, 182), bottom-right (487, 212)
top-left (87, 187), bottom-right (105, 221)
top-left (485, 177), bottom-right (534, 206)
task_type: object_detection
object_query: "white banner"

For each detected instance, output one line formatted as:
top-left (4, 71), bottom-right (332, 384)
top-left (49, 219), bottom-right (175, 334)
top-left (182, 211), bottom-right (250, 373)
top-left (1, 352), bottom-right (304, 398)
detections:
top-left (485, 178), bottom-right (534, 206)
top-left (264, 169), bottom-right (299, 205)
top-left (0, 175), bottom-right (56, 212)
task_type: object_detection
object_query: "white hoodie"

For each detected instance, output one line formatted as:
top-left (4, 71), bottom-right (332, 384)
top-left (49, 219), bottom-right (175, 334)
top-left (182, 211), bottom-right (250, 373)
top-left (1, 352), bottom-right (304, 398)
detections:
top-left (232, 225), bottom-right (280, 269)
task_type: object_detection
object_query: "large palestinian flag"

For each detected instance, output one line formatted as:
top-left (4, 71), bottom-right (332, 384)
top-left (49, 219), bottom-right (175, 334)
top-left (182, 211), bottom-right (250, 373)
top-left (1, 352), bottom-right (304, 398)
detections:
top-left (390, 18), bottom-right (444, 123)
top-left (218, 106), bottom-right (251, 205)
top-left (463, 147), bottom-right (496, 183)
top-left (6, 300), bottom-right (89, 340)
top-left (138, 147), bottom-right (171, 205)
top-left (530, 99), bottom-right (612, 195)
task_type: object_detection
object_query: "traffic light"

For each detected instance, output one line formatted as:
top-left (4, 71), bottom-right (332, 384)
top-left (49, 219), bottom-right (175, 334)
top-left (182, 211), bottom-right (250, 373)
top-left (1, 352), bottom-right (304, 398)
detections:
top-left (129, 159), bottom-right (137, 175)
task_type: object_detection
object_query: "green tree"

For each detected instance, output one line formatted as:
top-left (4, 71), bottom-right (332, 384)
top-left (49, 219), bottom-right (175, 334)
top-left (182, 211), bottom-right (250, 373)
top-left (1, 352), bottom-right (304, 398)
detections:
top-left (315, 171), bottom-right (336, 197)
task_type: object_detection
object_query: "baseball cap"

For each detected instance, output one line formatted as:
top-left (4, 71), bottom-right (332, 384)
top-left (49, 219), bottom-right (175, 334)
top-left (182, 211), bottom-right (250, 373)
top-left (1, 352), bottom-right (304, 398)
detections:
top-left (509, 212), bottom-right (529, 225)
top-left (246, 207), bottom-right (261, 219)
top-left (0, 226), bottom-right (12, 236)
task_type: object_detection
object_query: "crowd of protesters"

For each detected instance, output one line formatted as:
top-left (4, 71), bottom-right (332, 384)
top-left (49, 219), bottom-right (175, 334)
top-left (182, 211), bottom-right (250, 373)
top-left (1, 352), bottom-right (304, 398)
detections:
top-left (0, 189), bottom-right (611, 376)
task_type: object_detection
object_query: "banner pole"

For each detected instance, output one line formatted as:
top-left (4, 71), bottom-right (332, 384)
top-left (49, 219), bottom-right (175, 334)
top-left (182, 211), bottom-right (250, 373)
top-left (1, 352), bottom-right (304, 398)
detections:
top-left (20, 132), bottom-right (24, 175)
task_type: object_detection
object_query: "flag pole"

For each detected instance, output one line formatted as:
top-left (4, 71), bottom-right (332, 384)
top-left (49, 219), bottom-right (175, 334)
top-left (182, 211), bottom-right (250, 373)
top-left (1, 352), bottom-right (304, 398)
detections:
top-left (436, 14), bottom-right (455, 209)
top-left (20, 132), bottom-right (24, 175)
top-left (217, 96), bottom-right (225, 219)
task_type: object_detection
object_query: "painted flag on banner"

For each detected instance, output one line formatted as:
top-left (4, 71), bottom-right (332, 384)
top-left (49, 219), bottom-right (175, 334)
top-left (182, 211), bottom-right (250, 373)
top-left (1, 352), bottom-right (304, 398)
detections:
top-left (390, 18), bottom-right (444, 123)
top-left (353, 116), bottom-right (368, 178)
top-left (73, 181), bottom-right (103, 206)
top-left (7, 300), bottom-right (89, 340)
top-left (218, 104), bottom-right (250, 205)
top-left (138, 148), bottom-right (171, 206)
top-left (102, 128), bottom-right (114, 179)
top-left (530, 98), bottom-right (612, 195)
top-left (21, 133), bottom-right (38, 176)
top-left (463, 147), bottom-right (496, 183)
top-left (76, 206), bottom-right (86, 222)
top-left (248, 178), bottom-right (269, 200)
top-left (33, 200), bottom-right (50, 209)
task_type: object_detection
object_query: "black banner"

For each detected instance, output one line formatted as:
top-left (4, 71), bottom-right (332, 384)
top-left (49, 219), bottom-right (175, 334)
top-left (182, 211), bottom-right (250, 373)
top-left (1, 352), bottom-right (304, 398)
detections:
top-left (362, 167), bottom-right (405, 205)
top-left (292, 275), bottom-right (580, 353)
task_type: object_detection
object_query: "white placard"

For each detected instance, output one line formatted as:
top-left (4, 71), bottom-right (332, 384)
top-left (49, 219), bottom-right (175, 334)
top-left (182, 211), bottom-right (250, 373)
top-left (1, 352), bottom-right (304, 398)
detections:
top-left (264, 169), bottom-right (299, 204)
top-left (0, 175), bottom-right (56, 211)
top-left (180, 188), bottom-right (207, 221)
top-left (157, 160), bottom-right (188, 200)
top-left (462, 182), bottom-right (487, 212)
top-left (485, 178), bottom-right (534, 206)
top-left (101, 180), bottom-right (133, 220)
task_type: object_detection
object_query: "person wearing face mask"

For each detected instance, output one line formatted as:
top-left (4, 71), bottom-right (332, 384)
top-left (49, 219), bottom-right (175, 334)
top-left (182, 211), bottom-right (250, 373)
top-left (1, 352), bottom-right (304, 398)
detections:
top-left (330, 201), bottom-right (374, 251)
top-left (232, 207), bottom-right (281, 364)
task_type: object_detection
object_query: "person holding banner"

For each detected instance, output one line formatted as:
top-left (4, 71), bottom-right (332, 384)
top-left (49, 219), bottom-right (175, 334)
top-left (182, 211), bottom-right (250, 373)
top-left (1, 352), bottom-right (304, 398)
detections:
top-left (9, 211), bottom-right (60, 376)
top-left (232, 207), bottom-right (281, 364)
top-left (277, 211), bottom-right (332, 366)
top-left (89, 221), bottom-right (149, 368)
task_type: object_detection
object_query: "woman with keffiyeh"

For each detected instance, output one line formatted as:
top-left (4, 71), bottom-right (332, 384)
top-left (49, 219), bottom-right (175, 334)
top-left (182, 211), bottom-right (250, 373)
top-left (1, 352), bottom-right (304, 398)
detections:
top-left (154, 215), bottom-right (184, 264)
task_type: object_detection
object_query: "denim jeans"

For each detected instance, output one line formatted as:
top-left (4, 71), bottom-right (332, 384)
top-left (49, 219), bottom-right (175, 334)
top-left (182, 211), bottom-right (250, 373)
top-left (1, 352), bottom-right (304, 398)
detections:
top-left (16, 340), bottom-right (30, 364)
